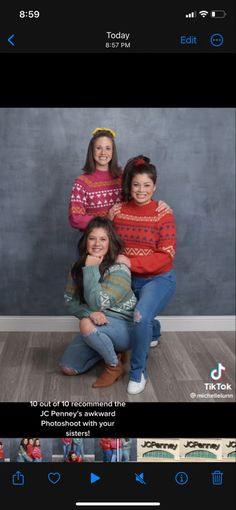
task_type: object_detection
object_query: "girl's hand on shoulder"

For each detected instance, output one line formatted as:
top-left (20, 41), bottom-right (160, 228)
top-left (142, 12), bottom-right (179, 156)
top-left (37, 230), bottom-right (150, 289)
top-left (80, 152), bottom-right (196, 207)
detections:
top-left (85, 255), bottom-right (103, 266)
top-left (116, 254), bottom-right (131, 268)
top-left (107, 203), bottom-right (122, 221)
top-left (90, 311), bottom-right (109, 325)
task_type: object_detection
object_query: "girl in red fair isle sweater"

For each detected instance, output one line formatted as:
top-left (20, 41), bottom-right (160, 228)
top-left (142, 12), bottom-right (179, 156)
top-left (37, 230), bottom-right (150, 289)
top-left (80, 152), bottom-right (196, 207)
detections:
top-left (112, 155), bottom-right (176, 395)
top-left (32, 438), bottom-right (43, 462)
top-left (69, 128), bottom-right (122, 232)
top-left (26, 438), bottom-right (34, 459)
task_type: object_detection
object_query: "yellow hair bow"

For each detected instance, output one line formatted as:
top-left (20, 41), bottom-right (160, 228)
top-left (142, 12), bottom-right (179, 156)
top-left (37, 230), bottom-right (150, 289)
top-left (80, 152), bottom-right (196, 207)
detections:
top-left (92, 127), bottom-right (116, 138)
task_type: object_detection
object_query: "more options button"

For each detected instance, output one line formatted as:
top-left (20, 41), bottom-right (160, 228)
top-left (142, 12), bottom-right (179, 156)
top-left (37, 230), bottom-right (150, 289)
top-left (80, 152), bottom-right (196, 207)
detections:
top-left (210, 33), bottom-right (224, 47)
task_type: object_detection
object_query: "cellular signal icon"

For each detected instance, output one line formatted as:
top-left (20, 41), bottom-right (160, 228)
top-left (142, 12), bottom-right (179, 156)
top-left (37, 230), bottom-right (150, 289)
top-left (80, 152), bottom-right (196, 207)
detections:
top-left (199, 10), bottom-right (209, 17)
top-left (186, 11), bottom-right (197, 18)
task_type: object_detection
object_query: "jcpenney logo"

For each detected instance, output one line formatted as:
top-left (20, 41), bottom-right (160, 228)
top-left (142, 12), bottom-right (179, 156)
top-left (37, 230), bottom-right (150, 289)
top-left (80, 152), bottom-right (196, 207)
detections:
top-left (184, 441), bottom-right (220, 450)
top-left (141, 441), bottom-right (178, 450)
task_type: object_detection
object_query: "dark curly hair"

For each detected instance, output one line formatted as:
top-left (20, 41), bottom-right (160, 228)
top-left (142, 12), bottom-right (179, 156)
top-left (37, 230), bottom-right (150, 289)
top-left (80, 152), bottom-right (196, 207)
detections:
top-left (122, 155), bottom-right (157, 202)
top-left (71, 217), bottom-right (124, 302)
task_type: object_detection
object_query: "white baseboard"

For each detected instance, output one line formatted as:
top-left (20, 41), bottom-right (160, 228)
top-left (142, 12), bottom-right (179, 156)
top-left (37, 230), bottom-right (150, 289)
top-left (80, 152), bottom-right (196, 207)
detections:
top-left (0, 316), bottom-right (235, 332)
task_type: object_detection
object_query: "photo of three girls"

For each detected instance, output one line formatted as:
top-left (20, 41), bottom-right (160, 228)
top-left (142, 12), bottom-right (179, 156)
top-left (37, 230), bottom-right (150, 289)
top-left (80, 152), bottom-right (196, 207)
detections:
top-left (60, 128), bottom-right (176, 395)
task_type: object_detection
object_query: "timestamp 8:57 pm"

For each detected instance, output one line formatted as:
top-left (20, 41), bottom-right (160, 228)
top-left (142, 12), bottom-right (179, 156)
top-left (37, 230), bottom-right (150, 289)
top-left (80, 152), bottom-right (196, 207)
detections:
top-left (105, 42), bottom-right (131, 48)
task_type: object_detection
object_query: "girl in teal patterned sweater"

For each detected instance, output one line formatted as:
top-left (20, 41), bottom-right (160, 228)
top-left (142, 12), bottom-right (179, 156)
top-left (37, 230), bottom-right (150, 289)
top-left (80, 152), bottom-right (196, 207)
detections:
top-left (60, 217), bottom-right (136, 388)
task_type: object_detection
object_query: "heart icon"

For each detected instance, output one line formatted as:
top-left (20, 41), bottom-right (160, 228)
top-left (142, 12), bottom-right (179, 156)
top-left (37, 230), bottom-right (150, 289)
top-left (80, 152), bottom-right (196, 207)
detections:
top-left (48, 472), bottom-right (61, 485)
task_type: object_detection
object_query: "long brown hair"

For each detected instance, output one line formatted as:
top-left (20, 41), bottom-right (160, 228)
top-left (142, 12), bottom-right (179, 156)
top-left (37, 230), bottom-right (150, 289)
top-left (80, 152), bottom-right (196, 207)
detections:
top-left (71, 217), bottom-right (124, 302)
top-left (83, 130), bottom-right (121, 177)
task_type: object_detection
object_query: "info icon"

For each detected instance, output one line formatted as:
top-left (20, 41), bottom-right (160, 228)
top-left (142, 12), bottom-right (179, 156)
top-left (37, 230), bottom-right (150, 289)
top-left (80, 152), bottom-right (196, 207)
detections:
top-left (175, 471), bottom-right (189, 485)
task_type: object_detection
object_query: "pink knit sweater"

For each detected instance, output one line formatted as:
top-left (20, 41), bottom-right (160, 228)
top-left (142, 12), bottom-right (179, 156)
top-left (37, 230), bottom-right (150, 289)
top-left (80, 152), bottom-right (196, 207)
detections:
top-left (69, 169), bottom-right (122, 230)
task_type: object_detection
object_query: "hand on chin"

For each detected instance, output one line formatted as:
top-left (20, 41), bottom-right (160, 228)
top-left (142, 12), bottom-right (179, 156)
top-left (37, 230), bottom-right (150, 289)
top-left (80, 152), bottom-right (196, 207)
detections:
top-left (85, 254), bottom-right (104, 266)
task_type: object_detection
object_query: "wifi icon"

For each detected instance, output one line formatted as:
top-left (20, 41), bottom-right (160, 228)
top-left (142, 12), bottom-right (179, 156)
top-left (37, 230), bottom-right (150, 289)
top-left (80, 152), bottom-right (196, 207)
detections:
top-left (199, 10), bottom-right (209, 17)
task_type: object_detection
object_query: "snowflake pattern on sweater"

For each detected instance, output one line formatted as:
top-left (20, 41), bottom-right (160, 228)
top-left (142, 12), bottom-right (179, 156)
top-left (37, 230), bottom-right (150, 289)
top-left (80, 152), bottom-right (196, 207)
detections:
top-left (69, 169), bottom-right (122, 230)
top-left (113, 199), bottom-right (176, 277)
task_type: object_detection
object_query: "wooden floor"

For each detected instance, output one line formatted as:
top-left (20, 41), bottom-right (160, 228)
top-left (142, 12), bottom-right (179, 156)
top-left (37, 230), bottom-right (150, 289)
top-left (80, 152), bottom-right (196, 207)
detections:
top-left (0, 331), bottom-right (235, 402)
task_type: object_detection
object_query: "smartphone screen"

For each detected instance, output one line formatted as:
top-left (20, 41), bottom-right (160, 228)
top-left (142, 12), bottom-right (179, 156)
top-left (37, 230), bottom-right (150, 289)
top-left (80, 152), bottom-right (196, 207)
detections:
top-left (0, 1), bottom-right (235, 508)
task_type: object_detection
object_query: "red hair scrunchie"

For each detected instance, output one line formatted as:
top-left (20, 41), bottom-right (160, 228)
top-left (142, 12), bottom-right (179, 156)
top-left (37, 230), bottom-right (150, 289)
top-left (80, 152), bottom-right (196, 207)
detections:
top-left (134, 158), bottom-right (146, 166)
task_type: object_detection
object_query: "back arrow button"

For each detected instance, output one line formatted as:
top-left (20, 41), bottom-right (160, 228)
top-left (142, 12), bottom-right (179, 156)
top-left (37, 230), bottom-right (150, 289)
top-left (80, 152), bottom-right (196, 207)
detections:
top-left (8, 34), bottom-right (15, 46)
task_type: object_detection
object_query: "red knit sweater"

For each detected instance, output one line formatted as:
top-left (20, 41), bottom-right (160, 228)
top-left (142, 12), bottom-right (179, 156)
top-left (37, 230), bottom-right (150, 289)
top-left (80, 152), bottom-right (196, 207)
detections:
top-left (69, 169), bottom-right (122, 230)
top-left (113, 199), bottom-right (176, 277)
top-left (32, 446), bottom-right (42, 460)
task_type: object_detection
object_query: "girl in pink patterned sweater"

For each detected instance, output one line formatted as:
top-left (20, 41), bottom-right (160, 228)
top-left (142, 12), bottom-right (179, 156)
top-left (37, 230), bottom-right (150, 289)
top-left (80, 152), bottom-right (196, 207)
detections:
top-left (69, 128), bottom-right (122, 231)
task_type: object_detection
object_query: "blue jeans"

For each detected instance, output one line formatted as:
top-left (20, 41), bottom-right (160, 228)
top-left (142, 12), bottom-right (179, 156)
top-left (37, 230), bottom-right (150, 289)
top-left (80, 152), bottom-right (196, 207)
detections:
top-left (132, 282), bottom-right (161, 342)
top-left (130, 270), bottom-right (176, 382)
top-left (111, 448), bottom-right (123, 462)
top-left (122, 449), bottom-right (131, 462)
top-left (72, 441), bottom-right (84, 457)
top-left (103, 449), bottom-right (112, 462)
top-left (63, 443), bottom-right (72, 460)
top-left (60, 316), bottom-right (133, 373)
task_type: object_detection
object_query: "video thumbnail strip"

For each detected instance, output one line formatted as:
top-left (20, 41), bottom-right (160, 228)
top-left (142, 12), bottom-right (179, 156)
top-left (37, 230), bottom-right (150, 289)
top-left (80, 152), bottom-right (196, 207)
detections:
top-left (0, 438), bottom-right (235, 463)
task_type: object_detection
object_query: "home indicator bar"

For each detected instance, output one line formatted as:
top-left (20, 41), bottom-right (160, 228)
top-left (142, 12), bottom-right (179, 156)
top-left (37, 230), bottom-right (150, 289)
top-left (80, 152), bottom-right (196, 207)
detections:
top-left (75, 504), bottom-right (161, 507)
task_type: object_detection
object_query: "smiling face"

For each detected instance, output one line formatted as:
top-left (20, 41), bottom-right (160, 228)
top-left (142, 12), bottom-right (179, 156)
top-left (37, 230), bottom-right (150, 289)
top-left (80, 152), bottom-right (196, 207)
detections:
top-left (93, 136), bottom-right (113, 170)
top-left (86, 227), bottom-right (110, 258)
top-left (130, 172), bottom-right (156, 205)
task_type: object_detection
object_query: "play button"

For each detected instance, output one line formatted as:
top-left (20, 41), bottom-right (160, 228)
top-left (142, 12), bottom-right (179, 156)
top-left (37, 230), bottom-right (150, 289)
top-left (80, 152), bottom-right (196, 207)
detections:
top-left (90, 473), bottom-right (101, 484)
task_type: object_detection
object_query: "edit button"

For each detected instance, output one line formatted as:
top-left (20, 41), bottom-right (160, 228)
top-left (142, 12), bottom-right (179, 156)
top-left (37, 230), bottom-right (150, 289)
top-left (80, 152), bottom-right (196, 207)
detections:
top-left (180, 35), bottom-right (198, 45)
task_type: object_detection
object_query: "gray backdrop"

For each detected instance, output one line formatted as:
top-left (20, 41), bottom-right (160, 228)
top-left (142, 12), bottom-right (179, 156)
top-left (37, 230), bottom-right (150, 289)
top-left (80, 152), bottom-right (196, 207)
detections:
top-left (0, 108), bottom-right (235, 315)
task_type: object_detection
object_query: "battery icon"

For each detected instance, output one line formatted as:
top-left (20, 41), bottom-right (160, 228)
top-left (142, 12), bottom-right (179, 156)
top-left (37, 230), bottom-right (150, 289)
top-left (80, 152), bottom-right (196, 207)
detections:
top-left (211, 10), bottom-right (227, 18)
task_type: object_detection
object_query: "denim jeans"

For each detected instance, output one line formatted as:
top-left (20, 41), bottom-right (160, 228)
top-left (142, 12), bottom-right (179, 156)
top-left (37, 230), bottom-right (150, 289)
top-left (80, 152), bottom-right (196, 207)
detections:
top-left (130, 270), bottom-right (176, 382)
top-left (60, 316), bottom-right (133, 373)
top-left (72, 441), bottom-right (84, 457)
top-left (132, 280), bottom-right (161, 342)
top-left (122, 448), bottom-right (131, 462)
top-left (111, 448), bottom-right (123, 462)
top-left (103, 449), bottom-right (112, 462)
top-left (63, 443), bottom-right (71, 461)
